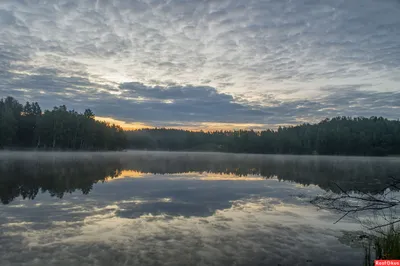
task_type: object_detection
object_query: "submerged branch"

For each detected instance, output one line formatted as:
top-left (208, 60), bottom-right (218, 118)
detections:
top-left (311, 178), bottom-right (400, 230)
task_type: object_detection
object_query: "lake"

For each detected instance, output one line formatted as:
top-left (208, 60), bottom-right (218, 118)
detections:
top-left (1, 151), bottom-right (400, 266)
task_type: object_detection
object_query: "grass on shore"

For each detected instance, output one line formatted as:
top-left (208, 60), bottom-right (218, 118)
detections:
top-left (364, 225), bottom-right (400, 265)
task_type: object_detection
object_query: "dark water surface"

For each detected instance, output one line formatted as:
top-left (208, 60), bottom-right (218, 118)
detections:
top-left (1, 151), bottom-right (400, 266)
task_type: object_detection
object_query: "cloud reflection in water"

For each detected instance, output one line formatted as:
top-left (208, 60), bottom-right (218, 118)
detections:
top-left (1, 151), bottom-right (400, 265)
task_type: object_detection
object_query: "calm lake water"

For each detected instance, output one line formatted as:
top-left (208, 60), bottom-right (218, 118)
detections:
top-left (1, 151), bottom-right (400, 266)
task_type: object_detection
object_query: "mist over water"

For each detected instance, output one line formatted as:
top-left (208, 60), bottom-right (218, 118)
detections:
top-left (1, 151), bottom-right (400, 265)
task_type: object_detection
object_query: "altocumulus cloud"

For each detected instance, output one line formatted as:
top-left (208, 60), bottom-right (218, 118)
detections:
top-left (0, 0), bottom-right (399, 128)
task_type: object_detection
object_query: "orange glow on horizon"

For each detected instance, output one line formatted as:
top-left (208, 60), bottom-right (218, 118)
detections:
top-left (106, 170), bottom-right (266, 181)
top-left (106, 170), bottom-right (146, 181)
top-left (170, 172), bottom-right (267, 181)
top-left (95, 116), bottom-right (153, 130)
top-left (198, 175), bottom-right (264, 181)
top-left (95, 116), bottom-right (274, 131)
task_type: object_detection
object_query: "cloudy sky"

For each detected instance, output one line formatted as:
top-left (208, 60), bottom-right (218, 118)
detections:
top-left (1, 0), bottom-right (399, 130)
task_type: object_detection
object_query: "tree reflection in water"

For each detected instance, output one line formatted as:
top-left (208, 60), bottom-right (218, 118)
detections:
top-left (0, 156), bottom-right (122, 204)
top-left (1, 152), bottom-right (400, 205)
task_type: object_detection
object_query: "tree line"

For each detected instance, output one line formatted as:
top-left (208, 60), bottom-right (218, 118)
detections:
top-left (0, 96), bottom-right (127, 150)
top-left (2, 96), bottom-right (400, 155)
top-left (127, 116), bottom-right (400, 156)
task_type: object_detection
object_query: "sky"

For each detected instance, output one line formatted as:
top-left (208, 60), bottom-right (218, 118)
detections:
top-left (0, 0), bottom-right (399, 130)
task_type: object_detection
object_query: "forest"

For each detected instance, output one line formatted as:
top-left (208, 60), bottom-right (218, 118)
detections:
top-left (127, 117), bottom-right (400, 156)
top-left (0, 96), bottom-right (127, 150)
top-left (2, 96), bottom-right (400, 155)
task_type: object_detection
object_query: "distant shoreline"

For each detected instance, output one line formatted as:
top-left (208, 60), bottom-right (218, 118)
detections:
top-left (1, 149), bottom-right (399, 159)
top-left (2, 96), bottom-right (400, 156)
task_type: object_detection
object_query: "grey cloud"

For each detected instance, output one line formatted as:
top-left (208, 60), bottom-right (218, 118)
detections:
top-left (120, 82), bottom-right (232, 102)
top-left (1, 0), bottom-right (398, 89)
top-left (11, 75), bottom-right (93, 93)
top-left (0, 0), bottom-right (399, 127)
top-left (83, 83), bottom-right (400, 125)
top-left (0, 9), bottom-right (16, 25)
top-left (0, 45), bottom-right (29, 65)
top-left (2, 63), bottom-right (400, 126)
top-left (318, 88), bottom-right (400, 118)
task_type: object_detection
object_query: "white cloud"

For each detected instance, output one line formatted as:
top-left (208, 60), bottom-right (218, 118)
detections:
top-left (0, 177), bottom-right (363, 265)
top-left (0, 0), bottom-right (399, 126)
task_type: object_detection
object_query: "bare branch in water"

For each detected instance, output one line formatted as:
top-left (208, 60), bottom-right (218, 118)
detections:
top-left (368, 219), bottom-right (400, 231)
top-left (311, 177), bottom-right (400, 230)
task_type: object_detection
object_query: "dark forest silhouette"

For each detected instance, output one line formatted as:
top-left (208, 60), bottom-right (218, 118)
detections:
top-left (127, 117), bottom-right (400, 156)
top-left (0, 96), bottom-right (127, 150)
top-left (2, 96), bottom-right (400, 155)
